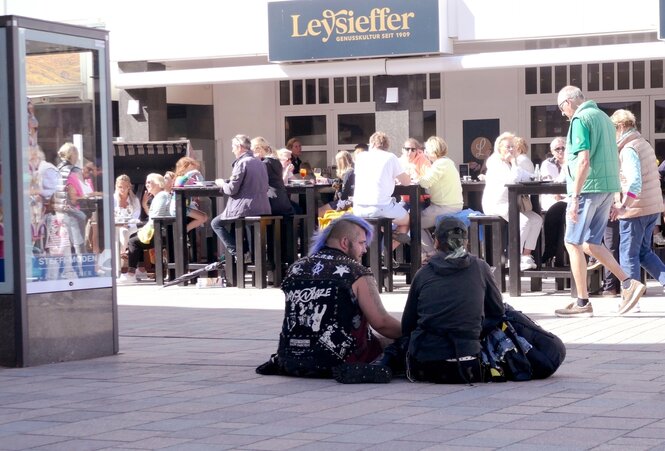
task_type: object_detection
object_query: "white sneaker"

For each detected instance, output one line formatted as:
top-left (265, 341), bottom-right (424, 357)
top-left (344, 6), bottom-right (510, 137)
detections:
top-left (520, 255), bottom-right (536, 271)
top-left (134, 268), bottom-right (149, 280)
top-left (117, 273), bottom-right (137, 284)
top-left (654, 233), bottom-right (665, 247)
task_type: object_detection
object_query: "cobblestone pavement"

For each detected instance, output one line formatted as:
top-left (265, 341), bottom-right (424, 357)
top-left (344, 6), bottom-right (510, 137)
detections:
top-left (2, 279), bottom-right (665, 450)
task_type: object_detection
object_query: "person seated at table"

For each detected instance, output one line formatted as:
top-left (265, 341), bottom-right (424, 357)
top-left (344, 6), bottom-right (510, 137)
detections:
top-left (318, 150), bottom-right (355, 216)
top-left (117, 173), bottom-right (171, 284)
top-left (255, 215), bottom-right (402, 381)
top-left (541, 137), bottom-right (569, 267)
top-left (277, 148), bottom-right (295, 185)
top-left (481, 132), bottom-right (542, 271)
top-left (170, 156), bottom-right (209, 233)
top-left (401, 217), bottom-right (505, 384)
top-left (353, 143), bottom-right (368, 159)
top-left (354, 131), bottom-right (411, 248)
top-left (251, 137), bottom-right (294, 216)
top-left (513, 136), bottom-right (535, 173)
top-left (286, 137), bottom-right (304, 174)
top-left (419, 136), bottom-right (463, 258)
top-left (399, 138), bottom-right (431, 181)
top-left (114, 174), bottom-right (141, 260)
top-left (211, 134), bottom-right (271, 261)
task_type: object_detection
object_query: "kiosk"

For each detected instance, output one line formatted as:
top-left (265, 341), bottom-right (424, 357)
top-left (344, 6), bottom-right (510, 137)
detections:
top-left (0, 16), bottom-right (116, 366)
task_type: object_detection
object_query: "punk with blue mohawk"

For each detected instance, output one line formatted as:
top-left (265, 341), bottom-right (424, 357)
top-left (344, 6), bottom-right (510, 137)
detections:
top-left (309, 215), bottom-right (373, 256)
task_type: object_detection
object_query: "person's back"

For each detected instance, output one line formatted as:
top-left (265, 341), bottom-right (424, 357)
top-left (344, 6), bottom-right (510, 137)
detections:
top-left (277, 246), bottom-right (382, 377)
top-left (263, 156), bottom-right (294, 216)
top-left (221, 150), bottom-right (270, 219)
top-left (354, 149), bottom-right (403, 207)
top-left (403, 251), bottom-right (502, 361)
top-left (401, 217), bottom-right (504, 383)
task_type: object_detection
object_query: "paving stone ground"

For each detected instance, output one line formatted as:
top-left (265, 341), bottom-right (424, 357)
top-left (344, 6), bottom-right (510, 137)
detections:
top-left (2, 277), bottom-right (665, 450)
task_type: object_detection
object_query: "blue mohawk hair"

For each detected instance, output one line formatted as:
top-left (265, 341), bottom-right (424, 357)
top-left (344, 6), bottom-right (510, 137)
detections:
top-left (308, 215), bottom-right (374, 256)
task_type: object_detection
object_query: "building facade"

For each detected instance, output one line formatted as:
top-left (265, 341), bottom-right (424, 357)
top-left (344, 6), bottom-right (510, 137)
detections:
top-left (4, 0), bottom-right (665, 178)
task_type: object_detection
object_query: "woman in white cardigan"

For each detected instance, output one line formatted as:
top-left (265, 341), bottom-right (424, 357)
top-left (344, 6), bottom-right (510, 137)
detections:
top-left (482, 132), bottom-right (543, 271)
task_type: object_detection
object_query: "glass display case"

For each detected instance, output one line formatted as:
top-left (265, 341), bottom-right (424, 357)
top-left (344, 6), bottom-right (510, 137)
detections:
top-left (19, 26), bottom-right (112, 293)
top-left (0, 16), bottom-right (115, 367)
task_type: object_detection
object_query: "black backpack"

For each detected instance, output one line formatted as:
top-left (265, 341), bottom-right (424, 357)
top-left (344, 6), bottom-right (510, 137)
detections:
top-left (503, 303), bottom-right (566, 379)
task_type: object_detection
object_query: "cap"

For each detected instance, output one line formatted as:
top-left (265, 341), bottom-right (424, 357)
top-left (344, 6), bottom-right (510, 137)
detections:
top-left (434, 216), bottom-right (468, 243)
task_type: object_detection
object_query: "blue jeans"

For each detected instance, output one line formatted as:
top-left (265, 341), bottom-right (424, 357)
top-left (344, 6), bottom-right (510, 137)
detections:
top-left (211, 215), bottom-right (237, 256)
top-left (619, 213), bottom-right (665, 285)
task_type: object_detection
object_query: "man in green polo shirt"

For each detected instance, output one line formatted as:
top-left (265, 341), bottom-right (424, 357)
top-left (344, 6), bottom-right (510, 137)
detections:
top-left (555, 86), bottom-right (645, 317)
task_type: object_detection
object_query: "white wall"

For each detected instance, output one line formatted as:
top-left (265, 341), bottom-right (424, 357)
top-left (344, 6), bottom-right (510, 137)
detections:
top-left (441, 67), bottom-right (521, 164)
top-left (213, 81), bottom-right (278, 177)
top-left (454, 0), bottom-right (657, 41)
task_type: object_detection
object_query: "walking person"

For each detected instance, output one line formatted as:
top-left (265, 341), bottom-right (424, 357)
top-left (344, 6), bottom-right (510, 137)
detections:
top-left (554, 86), bottom-right (645, 317)
top-left (610, 109), bottom-right (665, 306)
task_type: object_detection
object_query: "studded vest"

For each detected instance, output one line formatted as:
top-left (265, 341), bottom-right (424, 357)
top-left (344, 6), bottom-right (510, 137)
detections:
top-left (277, 247), bottom-right (382, 377)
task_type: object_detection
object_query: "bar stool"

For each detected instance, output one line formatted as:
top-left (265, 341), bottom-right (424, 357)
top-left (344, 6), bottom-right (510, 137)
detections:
top-left (469, 215), bottom-right (507, 292)
top-left (283, 214), bottom-right (308, 265)
top-left (235, 216), bottom-right (282, 289)
top-left (363, 217), bottom-right (394, 292)
top-left (152, 216), bottom-right (176, 286)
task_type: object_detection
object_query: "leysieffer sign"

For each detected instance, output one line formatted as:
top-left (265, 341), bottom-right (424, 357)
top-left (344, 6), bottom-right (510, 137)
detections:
top-left (268, 0), bottom-right (443, 62)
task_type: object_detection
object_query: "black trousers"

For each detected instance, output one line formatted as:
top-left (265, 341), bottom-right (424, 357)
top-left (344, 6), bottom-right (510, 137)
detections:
top-left (408, 357), bottom-right (484, 384)
top-left (542, 201), bottom-right (568, 265)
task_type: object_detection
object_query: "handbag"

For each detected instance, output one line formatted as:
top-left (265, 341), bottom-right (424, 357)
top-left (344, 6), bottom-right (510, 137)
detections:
top-left (137, 223), bottom-right (154, 244)
top-left (518, 195), bottom-right (533, 213)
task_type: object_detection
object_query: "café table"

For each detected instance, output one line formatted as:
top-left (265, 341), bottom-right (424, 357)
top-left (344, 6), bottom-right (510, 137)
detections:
top-left (506, 182), bottom-right (567, 296)
top-left (172, 185), bottom-right (225, 283)
top-left (285, 182), bottom-right (334, 242)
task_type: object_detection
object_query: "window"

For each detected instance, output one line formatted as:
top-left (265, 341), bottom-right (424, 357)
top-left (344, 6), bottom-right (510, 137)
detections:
top-left (539, 66), bottom-right (552, 94)
top-left (651, 60), bottom-right (663, 89)
top-left (602, 63), bottom-right (615, 91)
top-left (337, 113), bottom-right (374, 145)
top-left (285, 115), bottom-right (326, 146)
top-left (587, 64), bottom-right (600, 91)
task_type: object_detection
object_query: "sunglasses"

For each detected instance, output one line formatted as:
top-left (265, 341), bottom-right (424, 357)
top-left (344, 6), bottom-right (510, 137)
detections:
top-left (403, 147), bottom-right (417, 152)
top-left (552, 146), bottom-right (565, 152)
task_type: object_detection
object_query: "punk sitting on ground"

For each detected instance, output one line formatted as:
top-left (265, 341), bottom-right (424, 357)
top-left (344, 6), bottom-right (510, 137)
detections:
top-left (255, 215), bottom-right (401, 381)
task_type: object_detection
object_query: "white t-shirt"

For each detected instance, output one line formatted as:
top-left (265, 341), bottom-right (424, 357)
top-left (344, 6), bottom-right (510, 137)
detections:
top-left (353, 149), bottom-right (405, 207)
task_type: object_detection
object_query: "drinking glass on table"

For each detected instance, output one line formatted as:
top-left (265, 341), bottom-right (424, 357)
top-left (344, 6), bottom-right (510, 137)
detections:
top-left (299, 168), bottom-right (307, 179)
top-left (313, 167), bottom-right (322, 178)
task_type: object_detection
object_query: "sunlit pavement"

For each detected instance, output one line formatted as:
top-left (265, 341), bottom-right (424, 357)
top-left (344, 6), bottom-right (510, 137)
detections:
top-left (2, 278), bottom-right (665, 450)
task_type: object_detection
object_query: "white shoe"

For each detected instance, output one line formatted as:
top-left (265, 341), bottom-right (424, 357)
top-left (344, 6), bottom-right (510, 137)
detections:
top-left (117, 273), bottom-right (137, 284)
top-left (654, 233), bottom-right (665, 247)
top-left (134, 268), bottom-right (149, 280)
top-left (520, 255), bottom-right (536, 271)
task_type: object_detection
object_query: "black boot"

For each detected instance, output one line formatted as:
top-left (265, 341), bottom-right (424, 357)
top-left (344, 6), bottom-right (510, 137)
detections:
top-left (256, 353), bottom-right (281, 375)
top-left (332, 363), bottom-right (392, 384)
top-left (373, 336), bottom-right (408, 377)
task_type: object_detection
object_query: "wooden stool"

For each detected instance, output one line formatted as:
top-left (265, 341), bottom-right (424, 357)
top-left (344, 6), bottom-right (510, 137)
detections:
top-left (363, 217), bottom-right (394, 292)
top-left (284, 214), bottom-right (308, 265)
top-left (469, 215), bottom-right (507, 292)
top-left (235, 216), bottom-right (282, 289)
top-left (153, 216), bottom-right (176, 286)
